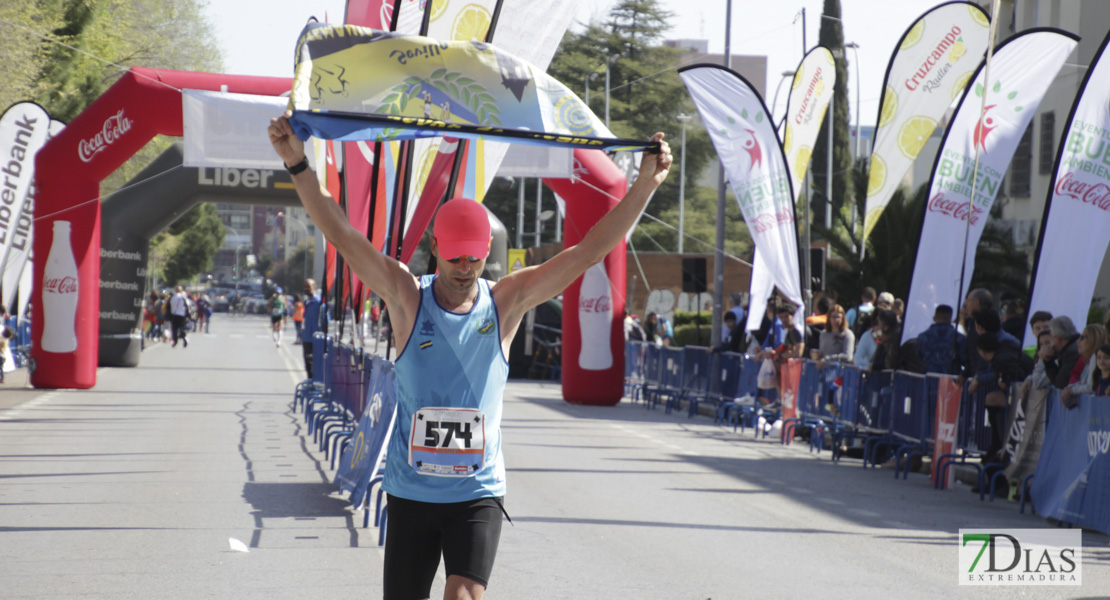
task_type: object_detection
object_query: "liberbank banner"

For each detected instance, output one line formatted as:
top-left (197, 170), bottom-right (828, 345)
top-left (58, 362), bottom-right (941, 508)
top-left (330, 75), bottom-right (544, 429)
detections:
top-left (903, 30), bottom-right (1077, 342)
top-left (680, 64), bottom-right (804, 323)
top-left (1025, 30), bottom-right (1110, 347)
top-left (748, 47), bottom-right (835, 332)
top-left (863, 2), bottom-right (990, 243)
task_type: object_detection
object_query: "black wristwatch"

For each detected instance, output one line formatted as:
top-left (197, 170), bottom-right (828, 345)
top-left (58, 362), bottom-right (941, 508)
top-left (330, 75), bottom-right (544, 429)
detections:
top-left (285, 156), bottom-right (310, 175)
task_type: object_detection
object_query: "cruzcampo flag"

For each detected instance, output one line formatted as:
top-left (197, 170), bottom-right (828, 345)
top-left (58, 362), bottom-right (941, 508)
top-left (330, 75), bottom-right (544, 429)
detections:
top-left (286, 22), bottom-right (655, 153)
top-left (863, 2), bottom-right (991, 243)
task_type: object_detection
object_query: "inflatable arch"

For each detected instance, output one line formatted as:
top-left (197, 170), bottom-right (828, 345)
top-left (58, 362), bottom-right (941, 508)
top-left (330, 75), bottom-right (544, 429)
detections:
top-left (33, 67), bottom-right (628, 405)
top-left (99, 142), bottom-right (301, 367)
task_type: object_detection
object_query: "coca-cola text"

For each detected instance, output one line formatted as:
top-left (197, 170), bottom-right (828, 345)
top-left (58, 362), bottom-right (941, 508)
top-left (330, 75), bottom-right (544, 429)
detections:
top-left (928, 192), bottom-right (984, 225)
top-left (579, 295), bottom-right (612, 313)
top-left (1055, 172), bottom-right (1110, 211)
top-left (78, 110), bottom-right (132, 163)
top-left (752, 210), bottom-right (795, 233)
top-left (43, 276), bottom-right (78, 294)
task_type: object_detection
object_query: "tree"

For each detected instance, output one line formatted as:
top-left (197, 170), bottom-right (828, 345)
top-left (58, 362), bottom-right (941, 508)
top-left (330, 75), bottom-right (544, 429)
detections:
top-left (0, 2), bottom-right (63, 112)
top-left (809, 0), bottom-right (853, 232)
top-left (155, 203), bottom-right (225, 286)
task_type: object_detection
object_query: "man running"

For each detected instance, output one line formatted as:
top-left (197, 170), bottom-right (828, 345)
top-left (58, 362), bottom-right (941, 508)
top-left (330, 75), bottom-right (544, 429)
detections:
top-left (269, 110), bottom-right (671, 600)
top-left (269, 289), bottom-right (285, 346)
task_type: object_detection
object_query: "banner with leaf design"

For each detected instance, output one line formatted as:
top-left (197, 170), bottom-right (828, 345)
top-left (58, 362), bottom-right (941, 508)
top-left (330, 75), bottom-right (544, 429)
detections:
top-left (1024, 29), bottom-right (1110, 347)
top-left (680, 64), bottom-right (804, 327)
top-left (287, 22), bottom-right (653, 153)
top-left (902, 29), bottom-right (1077, 343)
top-left (862, 2), bottom-right (991, 244)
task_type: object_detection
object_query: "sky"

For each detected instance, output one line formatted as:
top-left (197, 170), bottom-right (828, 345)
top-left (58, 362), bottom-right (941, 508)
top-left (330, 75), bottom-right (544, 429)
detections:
top-left (205, 0), bottom-right (972, 129)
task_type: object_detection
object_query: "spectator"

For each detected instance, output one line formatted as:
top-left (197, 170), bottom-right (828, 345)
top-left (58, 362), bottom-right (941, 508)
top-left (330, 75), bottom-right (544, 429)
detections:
top-left (973, 308), bottom-right (1022, 349)
top-left (854, 318), bottom-right (881, 369)
top-left (748, 297), bottom-right (777, 355)
top-left (1020, 330), bottom-right (1057, 396)
top-left (1000, 294), bottom-right (1026, 341)
top-left (846, 286), bottom-right (876, 329)
top-left (623, 311), bottom-right (646, 342)
top-left (657, 314), bottom-right (675, 346)
top-left (292, 295), bottom-right (305, 344)
top-left (725, 293), bottom-right (746, 340)
top-left (301, 279), bottom-right (322, 379)
top-left (805, 296), bottom-right (830, 350)
top-left (1044, 316), bottom-right (1081, 391)
top-left (892, 298), bottom-right (905, 322)
top-left (816, 304), bottom-right (854, 366)
top-left (643, 312), bottom-right (658, 344)
top-left (1024, 310), bottom-right (1053, 358)
top-left (1092, 343), bottom-right (1110, 397)
top-left (916, 304), bottom-right (967, 375)
top-left (770, 303), bottom-right (804, 363)
top-left (961, 288), bottom-right (994, 377)
top-left (1061, 324), bottom-right (1109, 407)
top-left (974, 332), bottom-right (1031, 460)
top-left (710, 311), bottom-right (743, 353)
top-left (872, 309), bottom-right (925, 373)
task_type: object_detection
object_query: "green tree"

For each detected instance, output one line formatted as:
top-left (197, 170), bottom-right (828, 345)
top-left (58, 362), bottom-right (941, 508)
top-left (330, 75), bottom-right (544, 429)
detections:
top-left (809, 0), bottom-right (853, 232)
top-left (0, 2), bottom-right (64, 112)
top-left (155, 203), bottom-right (225, 285)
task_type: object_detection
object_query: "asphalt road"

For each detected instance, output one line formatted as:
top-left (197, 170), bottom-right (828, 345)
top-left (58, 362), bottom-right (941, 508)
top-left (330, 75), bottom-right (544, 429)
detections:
top-left (1, 314), bottom-right (1107, 599)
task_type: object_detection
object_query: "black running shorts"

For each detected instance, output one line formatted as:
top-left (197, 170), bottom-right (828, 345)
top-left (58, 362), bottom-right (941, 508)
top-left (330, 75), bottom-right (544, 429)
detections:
top-left (383, 494), bottom-right (505, 599)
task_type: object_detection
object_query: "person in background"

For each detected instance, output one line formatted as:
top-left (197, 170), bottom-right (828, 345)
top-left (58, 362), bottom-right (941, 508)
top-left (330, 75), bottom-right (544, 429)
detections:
top-left (854, 318), bottom-right (881, 370)
top-left (623, 311), bottom-right (646, 342)
top-left (1020, 330), bottom-right (1058, 396)
top-left (709, 311), bottom-right (742, 353)
top-left (657, 313), bottom-right (674, 346)
top-left (169, 286), bottom-right (190, 349)
top-left (892, 298), bottom-right (905, 322)
top-left (1091, 343), bottom-right (1110, 397)
top-left (805, 296), bottom-right (830, 350)
top-left (1023, 311), bottom-right (1053, 359)
top-left (916, 304), bottom-right (966, 375)
top-left (301, 279), bottom-right (322, 378)
top-left (973, 332), bottom-right (1031, 460)
top-left (1000, 293), bottom-right (1026, 341)
top-left (960, 288), bottom-right (994, 379)
top-left (724, 292), bottom-right (746, 340)
top-left (292, 295), bottom-right (305, 345)
top-left (1044, 315), bottom-right (1081, 391)
top-left (846, 286), bottom-right (876, 330)
top-left (816, 304), bottom-right (854, 366)
top-left (1060, 324), bottom-right (1109, 408)
top-left (643, 312), bottom-right (658, 344)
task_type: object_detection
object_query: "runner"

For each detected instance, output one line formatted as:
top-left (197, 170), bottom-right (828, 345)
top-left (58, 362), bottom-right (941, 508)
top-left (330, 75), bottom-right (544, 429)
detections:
top-left (269, 110), bottom-right (671, 600)
top-left (269, 289), bottom-right (285, 346)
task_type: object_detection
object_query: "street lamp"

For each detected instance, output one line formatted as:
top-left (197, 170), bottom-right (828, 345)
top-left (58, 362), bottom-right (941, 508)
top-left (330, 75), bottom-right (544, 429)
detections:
top-left (770, 70), bottom-right (797, 132)
top-left (675, 113), bottom-right (694, 254)
top-left (604, 53), bottom-right (612, 129)
top-left (845, 42), bottom-right (862, 158)
top-left (584, 72), bottom-right (598, 105)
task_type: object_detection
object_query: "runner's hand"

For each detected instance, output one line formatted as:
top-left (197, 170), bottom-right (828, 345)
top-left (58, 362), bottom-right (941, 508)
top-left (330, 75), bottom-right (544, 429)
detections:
top-left (637, 132), bottom-right (672, 188)
top-left (269, 110), bottom-right (306, 167)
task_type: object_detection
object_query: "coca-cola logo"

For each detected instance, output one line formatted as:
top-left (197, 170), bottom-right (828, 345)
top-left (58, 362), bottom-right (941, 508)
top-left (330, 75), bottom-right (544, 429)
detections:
top-left (752, 210), bottom-right (794, 233)
top-left (928, 192), bottom-right (984, 225)
top-left (78, 110), bottom-right (132, 163)
top-left (580, 295), bottom-right (612, 314)
top-left (44, 276), bottom-right (78, 294)
top-left (1055, 172), bottom-right (1110, 211)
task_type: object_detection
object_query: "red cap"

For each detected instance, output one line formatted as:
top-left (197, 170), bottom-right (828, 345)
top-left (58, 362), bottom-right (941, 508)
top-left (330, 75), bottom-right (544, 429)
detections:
top-left (433, 198), bottom-right (491, 260)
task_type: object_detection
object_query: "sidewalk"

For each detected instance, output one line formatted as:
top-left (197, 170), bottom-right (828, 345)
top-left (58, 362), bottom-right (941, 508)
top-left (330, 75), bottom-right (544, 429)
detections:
top-left (0, 316), bottom-right (383, 599)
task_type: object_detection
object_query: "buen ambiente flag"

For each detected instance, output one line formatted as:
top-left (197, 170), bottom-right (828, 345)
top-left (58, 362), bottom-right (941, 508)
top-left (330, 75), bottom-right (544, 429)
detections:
top-left (902, 29), bottom-right (1077, 343)
top-left (680, 64), bottom-right (804, 330)
top-left (747, 47), bottom-right (835, 332)
top-left (286, 22), bottom-right (655, 153)
top-left (1024, 29), bottom-right (1110, 347)
top-left (862, 2), bottom-right (991, 244)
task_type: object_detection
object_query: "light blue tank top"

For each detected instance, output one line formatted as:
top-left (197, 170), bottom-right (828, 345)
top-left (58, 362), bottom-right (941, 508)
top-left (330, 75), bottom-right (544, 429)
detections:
top-left (384, 275), bottom-right (509, 502)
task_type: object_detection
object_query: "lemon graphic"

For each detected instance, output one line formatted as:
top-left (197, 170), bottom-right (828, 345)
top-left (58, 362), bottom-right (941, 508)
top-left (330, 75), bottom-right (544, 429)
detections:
top-left (824, 49), bottom-right (836, 66)
top-left (428, 0), bottom-right (447, 22)
top-left (948, 41), bottom-right (966, 63)
top-left (792, 67), bottom-right (804, 90)
top-left (863, 207), bottom-right (885, 240)
top-left (879, 86), bottom-right (897, 127)
top-left (969, 6), bottom-right (991, 28)
top-left (867, 154), bottom-right (886, 198)
top-left (414, 143), bottom-right (441, 198)
top-left (794, 146), bottom-right (812, 182)
top-left (900, 21), bottom-right (924, 50)
top-left (783, 126), bottom-right (793, 154)
top-left (451, 4), bottom-right (492, 42)
top-left (897, 115), bottom-right (937, 160)
top-left (952, 71), bottom-right (974, 101)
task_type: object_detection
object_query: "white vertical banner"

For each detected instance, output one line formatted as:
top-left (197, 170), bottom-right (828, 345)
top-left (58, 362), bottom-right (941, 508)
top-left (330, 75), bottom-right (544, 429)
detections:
top-left (863, 2), bottom-right (992, 242)
top-left (748, 47), bottom-right (836, 331)
top-left (1025, 30), bottom-right (1110, 346)
top-left (680, 65), bottom-right (804, 331)
top-left (903, 30), bottom-right (1077, 342)
top-left (0, 102), bottom-right (52, 300)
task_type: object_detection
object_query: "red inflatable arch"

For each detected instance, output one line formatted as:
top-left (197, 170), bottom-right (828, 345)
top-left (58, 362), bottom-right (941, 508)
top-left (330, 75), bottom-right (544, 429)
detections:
top-left (33, 68), bottom-right (291, 389)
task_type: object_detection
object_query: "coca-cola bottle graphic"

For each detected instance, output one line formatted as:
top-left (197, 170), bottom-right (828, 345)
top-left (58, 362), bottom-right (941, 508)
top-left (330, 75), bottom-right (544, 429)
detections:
top-left (578, 262), bottom-right (613, 370)
top-left (42, 220), bottom-right (79, 353)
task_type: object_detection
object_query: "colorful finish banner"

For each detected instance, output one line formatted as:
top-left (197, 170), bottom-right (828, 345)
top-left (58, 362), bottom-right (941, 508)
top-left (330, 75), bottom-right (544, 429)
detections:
top-left (287, 23), bottom-right (653, 153)
top-left (747, 47), bottom-right (835, 332)
top-left (863, 2), bottom-right (991, 242)
top-left (680, 64), bottom-right (804, 324)
top-left (1030, 393), bottom-right (1110, 536)
top-left (903, 30), bottom-right (1077, 343)
top-left (1025, 29), bottom-right (1110, 347)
